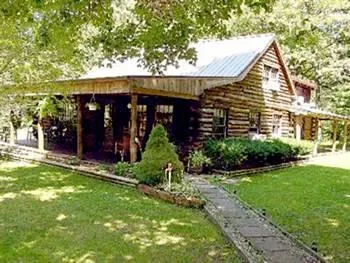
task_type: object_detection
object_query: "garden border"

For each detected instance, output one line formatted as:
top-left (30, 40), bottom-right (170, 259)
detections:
top-left (220, 185), bottom-right (326, 263)
top-left (212, 158), bottom-right (309, 177)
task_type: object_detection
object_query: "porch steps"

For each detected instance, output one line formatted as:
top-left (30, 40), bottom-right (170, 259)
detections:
top-left (0, 142), bottom-right (138, 187)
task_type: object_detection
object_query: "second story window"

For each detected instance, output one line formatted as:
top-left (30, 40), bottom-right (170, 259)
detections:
top-left (249, 111), bottom-right (261, 134)
top-left (212, 108), bottom-right (228, 138)
top-left (263, 65), bottom-right (280, 91)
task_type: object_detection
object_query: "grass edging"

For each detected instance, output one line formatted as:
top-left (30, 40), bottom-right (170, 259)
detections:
top-left (219, 185), bottom-right (326, 263)
top-left (213, 158), bottom-right (309, 177)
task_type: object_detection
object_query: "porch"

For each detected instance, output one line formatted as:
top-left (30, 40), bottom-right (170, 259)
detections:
top-left (293, 107), bottom-right (350, 156)
top-left (3, 76), bottom-right (206, 163)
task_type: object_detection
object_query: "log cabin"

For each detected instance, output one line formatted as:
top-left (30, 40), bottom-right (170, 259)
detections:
top-left (3, 34), bottom-right (350, 162)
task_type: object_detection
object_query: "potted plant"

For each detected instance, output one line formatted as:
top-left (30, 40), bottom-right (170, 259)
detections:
top-left (188, 150), bottom-right (212, 174)
top-left (85, 94), bottom-right (100, 111)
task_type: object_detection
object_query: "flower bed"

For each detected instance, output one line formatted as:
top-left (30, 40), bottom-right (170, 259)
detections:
top-left (137, 184), bottom-right (205, 208)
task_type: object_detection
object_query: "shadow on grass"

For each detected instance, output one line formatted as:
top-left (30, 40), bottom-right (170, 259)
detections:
top-left (0, 161), bottom-right (237, 262)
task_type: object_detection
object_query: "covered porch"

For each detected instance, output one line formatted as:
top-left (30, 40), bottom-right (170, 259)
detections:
top-left (5, 77), bottom-right (206, 163)
top-left (293, 107), bottom-right (350, 156)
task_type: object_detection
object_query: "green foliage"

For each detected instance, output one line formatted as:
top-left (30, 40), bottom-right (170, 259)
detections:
top-left (114, 162), bottom-right (134, 178)
top-left (157, 181), bottom-right (201, 199)
top-left (204, 138), bottom-right (313, 170)
top-left (134, 125), bottom-right (184, 186)
top-left (204, 139), bottom-right (247, 169)
top-left (189, 150), bottom-right (211, 169)
top-left (280, 138), bottom-right (314, 156)
top-left (228, 0), bottom-right (350, 115)
top-left (0, 0), bottom-right (273, 92)
top-left (38, 96), bottom-right (63, 118)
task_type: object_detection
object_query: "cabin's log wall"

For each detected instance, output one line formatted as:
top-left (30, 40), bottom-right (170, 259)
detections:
top-left (196, 44), bottom-right (295, 144)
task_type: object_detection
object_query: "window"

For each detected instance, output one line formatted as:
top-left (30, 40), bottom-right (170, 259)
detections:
top-left (249, 111), bottom-right (261, 134)
top-left (272, 114), bottom-right (282, 137)
top-left (137, 105), bottom-right (147, 138)
top-left (263, 65), bottom-right (280, 91)
top-left (212, 109), bottom-right (228, 138)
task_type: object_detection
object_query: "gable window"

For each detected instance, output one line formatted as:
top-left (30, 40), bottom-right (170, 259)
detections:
top-left (212, 108), bottom-right (228, 138)
top-left (263, 65), bottom-right (280, 91)
top-left (272, 114), bottom-right (283, 137)
top-left (249, 111), bottom-right (261, 134)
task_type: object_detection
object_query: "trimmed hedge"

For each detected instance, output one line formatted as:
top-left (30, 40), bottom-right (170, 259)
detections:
top-left (204, 138), bottom-right (313, 170)
top-left (134, 125), bottom-right (184, 185)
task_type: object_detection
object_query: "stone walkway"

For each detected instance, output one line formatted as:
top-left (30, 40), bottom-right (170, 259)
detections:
top-left (190, 177), bottom-right (321, 263)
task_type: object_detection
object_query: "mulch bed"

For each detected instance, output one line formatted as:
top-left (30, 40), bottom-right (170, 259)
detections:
top-left (137, 184), bottom-right (205, 208)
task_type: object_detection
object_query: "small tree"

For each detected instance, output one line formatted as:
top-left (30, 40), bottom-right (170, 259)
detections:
top-left (135, 124), bottom-right (184, 185)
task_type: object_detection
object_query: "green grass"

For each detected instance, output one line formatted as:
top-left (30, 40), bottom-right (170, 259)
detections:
top-left (221, 163), bottom-right (350, 263)
top-left (0, 161), bottom-right (238, 262)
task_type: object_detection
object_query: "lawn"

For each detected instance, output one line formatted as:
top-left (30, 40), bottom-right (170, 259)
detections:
top-left (0, 160), bottom-right (238, 262)
top-left (221, 157), bottom-right (350, 263)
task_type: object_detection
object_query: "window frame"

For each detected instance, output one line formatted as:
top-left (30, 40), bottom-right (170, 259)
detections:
top-left (212, 108), bottom-right (228, 138)
top-left (272, 114), bottom-right (283, 138)
top-left (249, 110), bottom-right (261, 134)
top-left (263, 65), bottom-right (280, 91)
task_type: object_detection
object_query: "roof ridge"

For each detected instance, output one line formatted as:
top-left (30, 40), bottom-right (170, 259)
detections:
top-left (198, 33), bottom-right (275, 43)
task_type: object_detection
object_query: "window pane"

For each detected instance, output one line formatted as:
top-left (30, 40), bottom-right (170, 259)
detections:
top-left (249, 111), bottom-right (261, 133)
top-left (212, 108), bottom-right (228, 137)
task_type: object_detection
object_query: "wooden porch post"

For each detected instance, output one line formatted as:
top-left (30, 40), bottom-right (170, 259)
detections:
top-left (295, 116), bottom-right (302, 141)
top-left (37, 113), bottom-right (45, 151)
top-left (77, 95), bottom-right (84, 159)
top-left (9, 121), bottom-right (16, 145)
top-left (332, 120), bottom-right (338, 153)
top-left (342, 121), bottom-right (348, 152)
top-left (130, 94), bottom-right (138, 163)
top-left (313, 118), bottom-right (321, 156)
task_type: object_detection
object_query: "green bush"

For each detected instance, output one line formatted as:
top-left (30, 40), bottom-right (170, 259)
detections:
top-left (114, 162), bottom-right (134, 177)
top-left (204, 138), bottom-right (247, 169)
top-left (189, 150), bottom-right (211, 169)
top-left (280, 138), bottom-right (314, 156)
top-left (204, 137), bottom-right (313, 170)
top-left (134, 125), bottom-right (184, 185)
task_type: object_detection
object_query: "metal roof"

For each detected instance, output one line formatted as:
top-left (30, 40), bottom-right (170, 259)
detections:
top-left (81, 34), bottom-right (275, 79)
top-left (185, 51), bottom-right (259, 77)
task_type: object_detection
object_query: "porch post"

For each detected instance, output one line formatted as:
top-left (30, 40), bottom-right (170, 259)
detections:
top-left (295, 115), bottom-right (302, 141)
top-left (342, 121), bottom-right (348, 152)
top-left (9, 121), bottom-right (16, 145)
top-left (37, 113), bottom-right (45, 151)
top-left (77, 95), bottom-right (84, 159)
top-left (313, 118), bottom-right (321, 156)
top-left (130, 94), bottom-right (138, 163)
top-left (332, 120), bottom-right (338, 153)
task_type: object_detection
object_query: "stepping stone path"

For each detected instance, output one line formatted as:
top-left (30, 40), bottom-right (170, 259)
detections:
top-left (190, 177), bottom-right (321, 263)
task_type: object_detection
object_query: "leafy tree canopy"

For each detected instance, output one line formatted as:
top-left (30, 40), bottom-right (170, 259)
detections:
top-left (0, 0), bottom-right (273, 89)
top-left (227, 0), bottom-right (350, 113)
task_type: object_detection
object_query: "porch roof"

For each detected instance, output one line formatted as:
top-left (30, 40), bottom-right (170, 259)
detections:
top-left (292, 104), bottom-right (350, 121)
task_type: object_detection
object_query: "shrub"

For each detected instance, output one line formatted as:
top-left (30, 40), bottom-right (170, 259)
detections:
top-left (204, 137), bottom-right (312, 170)
top-left (189, 150), bottom-right (211, 169)
top-left (134, 125), bottom-right (184, 185)
top-left (204, 139), bottom-right (247, 169)
top-left (114, 162), bottom-right (134, 177)
top-left (280, 138), bottom-right (314, 156)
